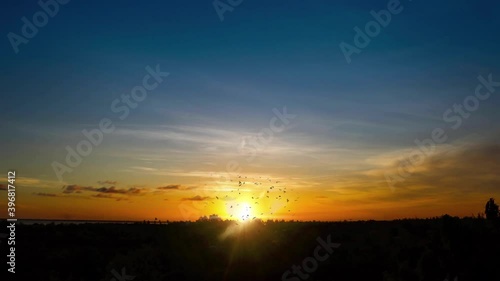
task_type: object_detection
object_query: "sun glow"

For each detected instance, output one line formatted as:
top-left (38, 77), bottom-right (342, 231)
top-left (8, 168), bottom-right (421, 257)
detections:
top-left (235, 202), bottom-right (253, 221)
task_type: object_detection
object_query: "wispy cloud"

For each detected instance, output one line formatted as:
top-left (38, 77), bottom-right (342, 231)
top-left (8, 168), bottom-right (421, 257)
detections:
top-left (157, 184), bottom-right (182, 190)
top-left (181, 195), bottom-right (212, 201)
top-left (62, 185), bottom-right (144, 195)
top-left (97, 180), bottom-right (118, 185)
top-left (11, 177), bottom-right (64, 189)
top-left (328, 143), bottom-right (500, 208)
top-left (114, 125), bottom-right (240, 147)
top-left (157, 184), bottom-right (197, 190)
top-left (91, 193), bottom-right (129, 201)
top-left (33, 192), bottom-right (58, 197)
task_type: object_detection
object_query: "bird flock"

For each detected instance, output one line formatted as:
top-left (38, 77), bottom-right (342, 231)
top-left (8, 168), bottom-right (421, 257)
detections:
top-left (201, 175), bottom-right (300, 221)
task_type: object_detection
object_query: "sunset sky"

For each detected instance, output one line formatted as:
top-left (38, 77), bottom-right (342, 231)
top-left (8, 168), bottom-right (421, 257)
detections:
top-left (1, 0), bottom-right (500, 221)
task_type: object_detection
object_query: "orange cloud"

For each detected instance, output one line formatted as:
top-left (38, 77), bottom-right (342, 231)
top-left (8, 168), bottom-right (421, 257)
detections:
top-left (97, 180), bottom-right (118, 185)
top-left (181, 195), bottom-right (212, 201)
top-left (33, 192), bottom-right (58, 197)
top-left (157, 184), bottom-right (197, 190)
top-left (62, 185), bottom-right (143, 195)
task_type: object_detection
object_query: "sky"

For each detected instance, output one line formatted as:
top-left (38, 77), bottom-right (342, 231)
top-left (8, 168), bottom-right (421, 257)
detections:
top-left (1, 0), bottom-right (500, 221)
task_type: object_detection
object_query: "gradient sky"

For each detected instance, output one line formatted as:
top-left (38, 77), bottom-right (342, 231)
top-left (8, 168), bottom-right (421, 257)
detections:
top-left (1, 0), bottom-right (500, 221)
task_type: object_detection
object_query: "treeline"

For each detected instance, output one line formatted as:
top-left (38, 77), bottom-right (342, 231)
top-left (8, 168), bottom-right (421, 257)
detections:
top-left (1, 215), bottom-right (499, 281)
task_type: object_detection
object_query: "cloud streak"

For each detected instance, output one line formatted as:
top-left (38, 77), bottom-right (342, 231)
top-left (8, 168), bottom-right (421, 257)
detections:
top-left (181, 195), bottom-right (212, 201)
top-left (157, 184), bottom-right (197, 190)
top-left (33, 192), bottom-right (58, 197)
top-left (62, 185), bottom-right (143, 195)
top-left (97, 180), bottom-right (118, 185)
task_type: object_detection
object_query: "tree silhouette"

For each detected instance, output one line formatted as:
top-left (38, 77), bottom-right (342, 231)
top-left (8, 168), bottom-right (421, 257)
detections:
top-left (485, 198), bottom-right (499, 220)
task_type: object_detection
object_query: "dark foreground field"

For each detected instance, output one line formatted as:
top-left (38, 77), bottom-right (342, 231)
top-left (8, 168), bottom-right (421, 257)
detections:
top-left (2, 216), bottom-right (500, 281)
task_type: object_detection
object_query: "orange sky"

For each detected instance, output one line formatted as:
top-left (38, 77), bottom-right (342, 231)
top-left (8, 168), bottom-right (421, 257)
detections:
top-left (2, 141), bottom-right (499, 221)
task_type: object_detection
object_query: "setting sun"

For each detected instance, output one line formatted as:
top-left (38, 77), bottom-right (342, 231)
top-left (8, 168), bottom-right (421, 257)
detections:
top-left (225, 202), bottom-right (254, 221)
top-left (237, 203), bottom-right (253, 221)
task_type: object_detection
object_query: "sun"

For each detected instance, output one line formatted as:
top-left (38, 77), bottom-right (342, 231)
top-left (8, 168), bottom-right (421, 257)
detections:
top-left (236, 202), bottom-right (253, 221)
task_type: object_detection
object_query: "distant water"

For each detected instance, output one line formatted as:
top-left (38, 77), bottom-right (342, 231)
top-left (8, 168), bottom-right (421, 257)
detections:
top-left (14, 219), bottom-right (141, 225)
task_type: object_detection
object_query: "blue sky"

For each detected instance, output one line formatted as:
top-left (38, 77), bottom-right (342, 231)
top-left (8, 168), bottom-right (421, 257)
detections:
top-left (1, 0), bottom-right (500, 220)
